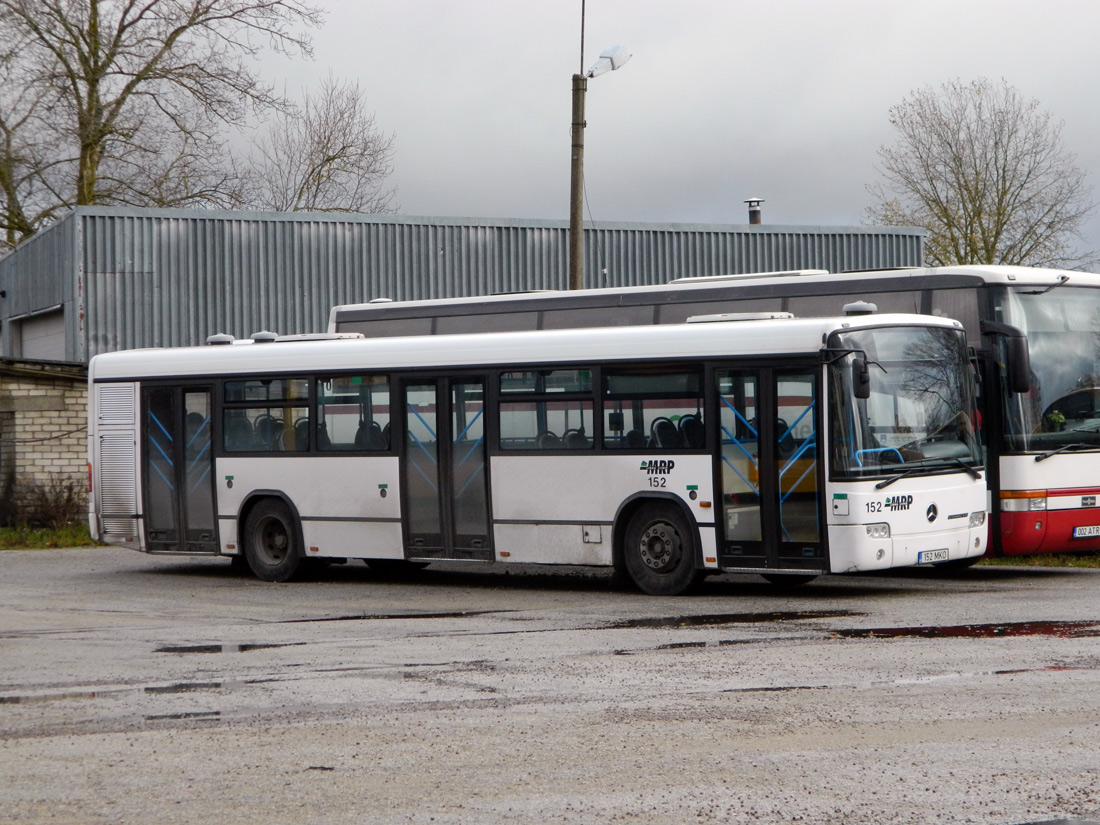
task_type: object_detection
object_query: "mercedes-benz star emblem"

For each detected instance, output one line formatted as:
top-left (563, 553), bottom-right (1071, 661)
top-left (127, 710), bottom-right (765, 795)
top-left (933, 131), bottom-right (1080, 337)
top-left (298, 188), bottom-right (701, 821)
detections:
top-left (926, 503), bottom-right (938, 523)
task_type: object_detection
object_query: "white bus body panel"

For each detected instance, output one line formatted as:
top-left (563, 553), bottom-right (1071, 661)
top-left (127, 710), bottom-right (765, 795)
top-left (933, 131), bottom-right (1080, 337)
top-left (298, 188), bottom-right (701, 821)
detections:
top-left (826, 474), bottom-right (986, 572)
top-left (490, 455), bottom-right (717, 567)
top-left (88, 382), bottom-right (142, 549)
top-left (215, 456), bottom-right (404, 560)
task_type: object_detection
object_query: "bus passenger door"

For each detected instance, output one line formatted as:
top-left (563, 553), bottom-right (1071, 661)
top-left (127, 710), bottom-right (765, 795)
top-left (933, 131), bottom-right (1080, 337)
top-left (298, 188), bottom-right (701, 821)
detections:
top-left (141, 387), bottom-right (218, 553)
top-left (715, 367), bottom-right (823, 572)
top-left (400, 378), bottom-right (492, 561)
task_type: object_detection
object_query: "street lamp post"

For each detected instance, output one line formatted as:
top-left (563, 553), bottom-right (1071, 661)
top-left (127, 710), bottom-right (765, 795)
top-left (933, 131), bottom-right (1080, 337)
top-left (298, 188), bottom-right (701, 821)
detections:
top-left (568, 44), bottom-right (631, 290)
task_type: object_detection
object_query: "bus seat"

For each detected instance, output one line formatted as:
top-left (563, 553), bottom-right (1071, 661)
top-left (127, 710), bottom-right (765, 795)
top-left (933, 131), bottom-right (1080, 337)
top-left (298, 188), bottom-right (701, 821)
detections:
top-left (224, 416), bottom-right (257, 450)
top-left (537, 431), bottom-right (562, 449)
top-left (253, 414), bottom-right (277, 448)
top-left (625, 429), bottom-right (646, 449)
top-left (776, 418), bottom-right (796, 456)
top-left (368, 421), bottom-right (386, 450)
top-left (679, 415), bottom-right (704, 448)
top-left (564, 428), bottom-right (589, 449)
top-left (294, 418), bottom-right (310, 451)
top-left (650, 417), bottom-right (680, 449)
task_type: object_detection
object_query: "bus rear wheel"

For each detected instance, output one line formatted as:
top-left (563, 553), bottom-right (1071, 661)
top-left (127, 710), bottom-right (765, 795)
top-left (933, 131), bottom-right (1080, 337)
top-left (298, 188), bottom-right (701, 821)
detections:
top-left (623, 503), bottom-right (701, 596)
top-left (243, 499), bottom-right (303, 582)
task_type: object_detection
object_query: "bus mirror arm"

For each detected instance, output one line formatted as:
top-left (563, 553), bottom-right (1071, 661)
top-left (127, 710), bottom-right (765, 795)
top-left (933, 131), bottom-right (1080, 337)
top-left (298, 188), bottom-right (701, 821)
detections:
top-left (852, 355), bottom-right (872, 400)
top-left (822, 347), bottom-right (880, 400)
top-left (980, 321), bottom-right (1031, 394)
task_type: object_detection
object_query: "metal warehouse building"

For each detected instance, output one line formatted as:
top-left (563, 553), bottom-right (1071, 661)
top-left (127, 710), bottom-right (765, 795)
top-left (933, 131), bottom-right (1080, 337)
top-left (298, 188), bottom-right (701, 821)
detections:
top-left (0, 206), bottom-right (924, 363)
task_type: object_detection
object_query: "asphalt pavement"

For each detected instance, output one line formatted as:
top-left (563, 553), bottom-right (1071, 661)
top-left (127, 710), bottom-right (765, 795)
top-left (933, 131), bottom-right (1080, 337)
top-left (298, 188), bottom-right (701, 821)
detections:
top-left (2, 547), bottom-right (1099, 824)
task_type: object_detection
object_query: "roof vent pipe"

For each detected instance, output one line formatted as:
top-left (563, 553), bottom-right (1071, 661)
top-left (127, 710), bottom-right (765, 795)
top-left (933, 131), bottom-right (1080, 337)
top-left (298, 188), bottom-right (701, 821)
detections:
top-left (206, 333), bottom-right (235, 345)
top-left (843, 301), bottom-right (878, 316)
top-left (745, 197), bottom-right (764, 225)
top-left (250, 330), bottom-right (279, 343)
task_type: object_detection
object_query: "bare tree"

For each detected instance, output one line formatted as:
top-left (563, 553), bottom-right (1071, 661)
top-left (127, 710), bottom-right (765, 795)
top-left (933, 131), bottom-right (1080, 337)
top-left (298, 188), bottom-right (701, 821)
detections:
top-left (866, 78), bottom-right (1095, 268)
top-left (0, 0), bottom-right (323, 250)
top-left (243, 76), bottom-right (397, 214)
top-left (0, 14), bottom-right (71, 247)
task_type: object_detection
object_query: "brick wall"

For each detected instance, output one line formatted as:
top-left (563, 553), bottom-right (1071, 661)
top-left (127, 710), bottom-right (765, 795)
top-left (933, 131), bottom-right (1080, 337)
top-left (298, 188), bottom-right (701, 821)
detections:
top-left (0, 359), bottom-right (88, 524)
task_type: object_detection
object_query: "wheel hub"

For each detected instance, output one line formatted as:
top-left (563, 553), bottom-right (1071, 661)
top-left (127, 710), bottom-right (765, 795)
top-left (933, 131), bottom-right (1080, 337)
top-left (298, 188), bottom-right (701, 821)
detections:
top-left (640, 523), bottom-right (681, 571)
top-left (258, 519), bottom-right (289, 564)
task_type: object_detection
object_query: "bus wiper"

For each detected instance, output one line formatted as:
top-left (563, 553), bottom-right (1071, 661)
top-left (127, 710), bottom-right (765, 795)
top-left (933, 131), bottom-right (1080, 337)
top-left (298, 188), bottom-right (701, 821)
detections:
top-left (875, 458), bottom-right (980, 489)
top-left (875, 467), bottom-right (919, 489)
top-left (1034, 442), bottom-right (1097, 462)
top-left (946, 457), bottom-right (982, 480)
top-left (1019, 274), bottom-right (1070, 295)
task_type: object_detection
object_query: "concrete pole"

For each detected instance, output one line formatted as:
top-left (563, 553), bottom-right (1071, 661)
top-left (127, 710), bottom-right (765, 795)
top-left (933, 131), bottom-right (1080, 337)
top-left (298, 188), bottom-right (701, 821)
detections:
top-left (568, 73), bottom-right (587, 290)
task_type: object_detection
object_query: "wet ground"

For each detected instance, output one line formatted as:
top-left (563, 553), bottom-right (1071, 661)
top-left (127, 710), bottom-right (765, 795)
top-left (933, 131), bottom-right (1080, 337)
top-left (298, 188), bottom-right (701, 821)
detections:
top-left (2, 547), bottom-right (1099, 824)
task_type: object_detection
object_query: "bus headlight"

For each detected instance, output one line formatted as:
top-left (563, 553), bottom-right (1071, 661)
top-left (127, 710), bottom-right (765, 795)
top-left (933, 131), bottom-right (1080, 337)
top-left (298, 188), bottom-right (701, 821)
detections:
top-left (969, 511), bottom-right (986, 528)
top-left (865, 523), bottom-right (891, 539)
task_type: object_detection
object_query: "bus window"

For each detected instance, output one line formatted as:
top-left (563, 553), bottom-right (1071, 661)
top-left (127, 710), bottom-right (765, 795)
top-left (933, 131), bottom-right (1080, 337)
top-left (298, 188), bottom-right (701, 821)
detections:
top-left (930, 289), bottom-right (980, 346)
top-left (436, 313), bottom-right (537, 334)
top-left (602, 370), bottom-right (704, 450)
top-left (657, 299), bottom-right (779, 324)
top-left (223, 377), bottom-right (309, 452)
top-left (498, 369), bottom-right (593, 450)
top-left (317, 375), bottom-right (390, 451)
top-left (542, 305), bottom-right (655, 329)
top-left (788, 290), bottom-right (921, 318)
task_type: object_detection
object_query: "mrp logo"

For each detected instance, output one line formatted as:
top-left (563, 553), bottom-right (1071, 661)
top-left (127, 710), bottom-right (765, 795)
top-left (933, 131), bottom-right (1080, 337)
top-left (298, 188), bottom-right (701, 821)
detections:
top-left (885, 495), bottom-right (914, 511)
top-left (640, 459), bottom-right (676, 475)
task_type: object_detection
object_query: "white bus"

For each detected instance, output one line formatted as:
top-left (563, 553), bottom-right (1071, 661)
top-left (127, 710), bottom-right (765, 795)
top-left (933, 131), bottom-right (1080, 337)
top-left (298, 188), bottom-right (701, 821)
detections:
top-left (88, 311), bottom-right (987, 595)
top-left (330, 264), bottom-right (1097, 559)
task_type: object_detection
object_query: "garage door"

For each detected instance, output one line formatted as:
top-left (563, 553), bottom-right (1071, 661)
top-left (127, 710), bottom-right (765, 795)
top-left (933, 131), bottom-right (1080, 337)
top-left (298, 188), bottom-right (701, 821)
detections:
top-left (19, 310), bottom-right (66, 361)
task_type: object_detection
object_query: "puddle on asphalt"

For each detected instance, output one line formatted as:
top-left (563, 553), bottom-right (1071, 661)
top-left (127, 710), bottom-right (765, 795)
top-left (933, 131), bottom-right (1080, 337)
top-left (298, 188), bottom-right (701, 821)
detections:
top-left (610, 610), bottom-right (861, 630)
top-left (156, 642), bottom-right (306, 654)
top-left (1, 681), bottom-right (226, 705)
top-left (0, 689), bottom-right (120, 704)
top-left (145, 710), bottom-right (221, 721)
top-left (144, 681), bottom-right (223, 694)
top-left (280, 610), bottom-right (509, 623)
top-left (833, 620), bottom-right (1100, 639)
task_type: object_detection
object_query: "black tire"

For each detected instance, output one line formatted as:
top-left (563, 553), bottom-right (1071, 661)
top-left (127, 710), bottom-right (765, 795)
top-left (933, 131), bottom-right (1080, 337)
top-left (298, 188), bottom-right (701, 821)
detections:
top-left (243, 499), bottom-right (303, 582)
top-left (623, 502), bottom-right (701, 596)
top-left (761, 573), bottom-right (818, 587)
top-left (228, 553), bottom-right (251, 575)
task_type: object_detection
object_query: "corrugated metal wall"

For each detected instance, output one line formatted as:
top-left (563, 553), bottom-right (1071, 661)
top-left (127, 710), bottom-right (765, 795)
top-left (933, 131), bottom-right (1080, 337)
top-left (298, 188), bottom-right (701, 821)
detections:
top-left (0, 217), bottom-right (77, 359)
top-left (0, 206), bottom-right (923, 361)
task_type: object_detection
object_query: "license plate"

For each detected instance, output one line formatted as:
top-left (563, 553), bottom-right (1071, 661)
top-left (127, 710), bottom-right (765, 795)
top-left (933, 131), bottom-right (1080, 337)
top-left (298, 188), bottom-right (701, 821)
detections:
top-left (917, 549), bottom-right (950, 564)
top-left (1073, 525), bottom-right (1100, 538)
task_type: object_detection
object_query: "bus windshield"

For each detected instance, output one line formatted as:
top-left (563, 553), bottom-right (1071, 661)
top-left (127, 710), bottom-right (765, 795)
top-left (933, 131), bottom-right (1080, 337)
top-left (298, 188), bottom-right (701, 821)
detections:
top-left (828, 326), bottom-right (981, 478)
top-left (1000, 287), bottom-right (1100, 453)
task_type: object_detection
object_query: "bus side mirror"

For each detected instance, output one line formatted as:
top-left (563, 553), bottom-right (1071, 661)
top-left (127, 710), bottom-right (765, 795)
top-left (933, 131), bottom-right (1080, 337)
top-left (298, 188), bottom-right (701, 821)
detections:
top-left (981, 321), bottom-right (1031, 394)
top-left (853, 355), bottom-right (871, 400)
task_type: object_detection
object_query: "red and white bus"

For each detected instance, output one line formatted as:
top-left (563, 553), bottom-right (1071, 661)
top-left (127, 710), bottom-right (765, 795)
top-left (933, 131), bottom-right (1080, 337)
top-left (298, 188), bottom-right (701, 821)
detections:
top-left (330, 265), bottom-right (1099, 558)
top-left (88, 310), bottom-right (986, 594)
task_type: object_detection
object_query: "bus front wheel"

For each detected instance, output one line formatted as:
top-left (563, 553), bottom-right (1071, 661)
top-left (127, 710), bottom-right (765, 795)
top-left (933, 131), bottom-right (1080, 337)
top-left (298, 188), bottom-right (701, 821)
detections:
top-left (623, 503), bottom-right (701, 596)
top-left (243, 499), bottom-right (303, 582)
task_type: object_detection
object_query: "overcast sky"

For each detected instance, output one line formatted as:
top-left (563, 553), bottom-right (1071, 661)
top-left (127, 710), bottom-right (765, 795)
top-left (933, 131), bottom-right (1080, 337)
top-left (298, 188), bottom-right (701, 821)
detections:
top-left (271, 0), bottom-right (1100, 254)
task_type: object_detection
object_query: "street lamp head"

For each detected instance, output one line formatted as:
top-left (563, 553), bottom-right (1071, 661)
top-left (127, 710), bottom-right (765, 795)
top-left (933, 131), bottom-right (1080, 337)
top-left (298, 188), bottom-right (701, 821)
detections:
top-left (587, 44), bottom-right (632, 78)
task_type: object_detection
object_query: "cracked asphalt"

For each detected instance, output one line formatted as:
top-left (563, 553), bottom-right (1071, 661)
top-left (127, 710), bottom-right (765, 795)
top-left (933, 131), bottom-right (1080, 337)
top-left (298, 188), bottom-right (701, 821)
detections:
top-left (2, 547), bottom-right (1099, 824)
